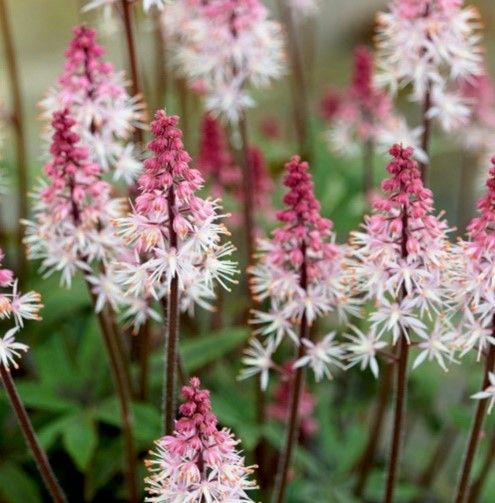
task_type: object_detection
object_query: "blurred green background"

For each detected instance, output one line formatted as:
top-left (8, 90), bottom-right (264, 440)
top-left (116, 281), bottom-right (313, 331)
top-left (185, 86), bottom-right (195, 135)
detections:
top-left (2, 1), bottom-right (495, 502)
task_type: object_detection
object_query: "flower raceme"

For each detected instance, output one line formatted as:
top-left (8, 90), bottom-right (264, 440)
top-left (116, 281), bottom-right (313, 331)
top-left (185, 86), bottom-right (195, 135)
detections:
top-left (161, 0), bottom-right (285, 122)
top-left (451, 159), bottom-right (495, 362)
top-left (23, 109), bottom-right (145, 327)
top-left (241, 156), bottom-right (357, 389)
top-left (346, 144), bottom-right (456, 375)
top-left (0, 249), bottom-right (43, 370)
top-left (84, 0), bottom-right (168, 13)
top-left (325, 46), bottom-right (426, 163)
top-left (40, 25), bottom-right (145, 185)
top-left (375, 0), bottom-right (483, 133)
top-left (115, 110), bottom-right (238, 314)
top-left (145, 377), bottom-right (257, 502)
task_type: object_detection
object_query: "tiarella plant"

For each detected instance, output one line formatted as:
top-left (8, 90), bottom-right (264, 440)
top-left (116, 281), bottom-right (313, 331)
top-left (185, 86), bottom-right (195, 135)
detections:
top-left (115, 109), bottom-right (238, 433)
top-left (241, 155), bottom-right (356, 501)
top-left (347, 144), bottom-right (456, 502)
top-left (24, 109), bottom-right (139, 502)
top-left (145, 377), bottom-right (257, 502)
top-left (40, 26), bottom-right (145, 185)
top-left (375, 0), bottom-right (483, 179)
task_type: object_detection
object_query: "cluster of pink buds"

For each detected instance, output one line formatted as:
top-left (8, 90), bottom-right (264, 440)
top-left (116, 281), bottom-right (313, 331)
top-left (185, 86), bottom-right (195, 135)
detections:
top-left (346, 144), bottom-right (456, 375)
top-left (115, 110), bottom-right (238, 316)
top-left (197, 113), bottom-right (274, 225)
top-left (145, 377), bottom-right (257, 501)
top-left (450, 159), bottom-right (495, 362)
top-left (325, 45), bottom-right (426, 162)
top-left (241, 156), bottom-right (357, 389)
top-left (162, 0), bottom-right (285, 122)
top-left (375, 0), bottom-right (483, 133)
top-left (0, 249), bottom-right (43, 370)
top-left (197, 112), bottom-right (242, 198)
top-left (40, 26), bottom-right (146, 185)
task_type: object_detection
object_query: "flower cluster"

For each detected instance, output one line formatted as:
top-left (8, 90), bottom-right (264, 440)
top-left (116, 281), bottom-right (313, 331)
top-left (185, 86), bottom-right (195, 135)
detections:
top-left (346, 144), bottom-right (455, 375)
top-left (197, 112), bottom-right (241, 198)
top-left (145, 377), bottom-right (257, 502)
top-left (450, 159), bottom-right (495, 361)
top-left (0, 249), bottom-right (43, 369)
top-left (115, 110), bottom-right (238, 315)
top-left (40, 26), bottom-right (145, 185)
top-left (198, 113), bottom-right (274, 225)
top-left (162, 0), bottom-right (285, 122)
top-left (242, 156), bottom-right (357, 388)
top-left (325, 46), bottom-right (426, 162)
top-left (375, 0), bottom-right (483, 132)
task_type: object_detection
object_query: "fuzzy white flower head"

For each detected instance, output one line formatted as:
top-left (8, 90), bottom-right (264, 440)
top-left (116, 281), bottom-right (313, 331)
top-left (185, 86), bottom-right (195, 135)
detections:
top-left (162, 0), bottom-right (285, 123)
top-left (115, 111), bottom-right (238, 326)
top-left (347, 145), bottom-right (456, 376)
top-left (375, 0), bottom-right (483, 133)
top-left (40, 26), bottom-right (146, 185)
top-left (472, 372), bottom-right (495, 414)
top-left (242, 157), bottom-right (354, 388)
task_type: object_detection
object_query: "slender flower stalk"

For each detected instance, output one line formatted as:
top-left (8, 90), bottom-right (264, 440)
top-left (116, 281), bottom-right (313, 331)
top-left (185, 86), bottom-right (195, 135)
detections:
top-left (450, 159), bottom-right (495, 503)
top-left (277, 0), bottom-right (310, 158)
top-left (145, 377), bottom-right (257, 501)
top-left (467, 424), bottom-right (495, 503)
top-left (0, 0), bottom-right (28, 277)
top-left (0, 249), bottom-right (66, 502)
top-left (115, 110), bottom-right (238, 433)
top-left (120, 0), bottom-right (145, 144)
top-left (24, 109), bottom-right (138, 502)
top-left (346, 144), bottom-right (456, 501)
top-left (375, 0), bottom-right (484, 181)
top-left (239, 156), bottom-right (355, 499)
top-left (353, 362), bottom-right (393, 498)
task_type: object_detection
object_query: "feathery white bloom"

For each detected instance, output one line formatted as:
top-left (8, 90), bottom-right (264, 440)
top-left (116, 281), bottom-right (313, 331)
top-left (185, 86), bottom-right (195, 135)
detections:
top-left (472, 372), bottom-right (495, 414)
top-left (344, 325), bottom-right (387, 378)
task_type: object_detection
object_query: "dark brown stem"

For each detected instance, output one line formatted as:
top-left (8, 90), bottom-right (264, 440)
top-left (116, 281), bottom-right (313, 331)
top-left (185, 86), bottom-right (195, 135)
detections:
top-left (0, 0), bottom-right (28, 279)
top-left (419, 83), bottom-right (432, 184)
top-left (277, 0), bottom-right (310, 159)
top-left (467, 426), bottom-right (495, 503)
top-left (138, 320), bottom-right (151, 401)
top-left (237, 112), bottom-right (256, 261)
top-left (163, 185), bottom-right (180, 435)
top-left (455, 341), bottom-right (495, 503)
top-left (0, 366), bottom-right (67, 503)
top-left (354, 362), bottom-right (393, 498)
top-left (384, 335), bottom-right (409, 503)
top-left (384, 203), bottom-right (410, 503)
top-left (272, 243), bottom-right (308, 503)
top-left (85, 280), bottom-right (138, 503)
top-left (153, 8), bottom-right (167, 108)
top-left (120, 0), bottom-right (144, 144)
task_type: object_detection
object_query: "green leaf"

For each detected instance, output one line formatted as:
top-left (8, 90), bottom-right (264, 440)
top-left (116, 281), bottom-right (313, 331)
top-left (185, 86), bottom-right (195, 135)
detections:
top-left (62, 413), bottom-right (98, 471)
top-left (38, 414), bottom-right (75, 450)
top-left (0, 462), bottom-right (42, 503)
top-left (15, 382), bottom-right (77, 413)
top-left (181, 327), bottom-right (250, 372)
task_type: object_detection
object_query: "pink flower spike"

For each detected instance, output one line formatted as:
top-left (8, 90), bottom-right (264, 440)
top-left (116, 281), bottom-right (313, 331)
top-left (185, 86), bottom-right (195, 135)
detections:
top-left (145, 378), bottom-right (257, 501)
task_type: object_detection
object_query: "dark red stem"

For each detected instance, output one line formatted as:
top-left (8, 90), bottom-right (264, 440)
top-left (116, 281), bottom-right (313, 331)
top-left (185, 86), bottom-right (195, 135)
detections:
top-left (0, 365), bottom-right (68, 503)
top-left (455, 340), bottom-right (495, 503)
